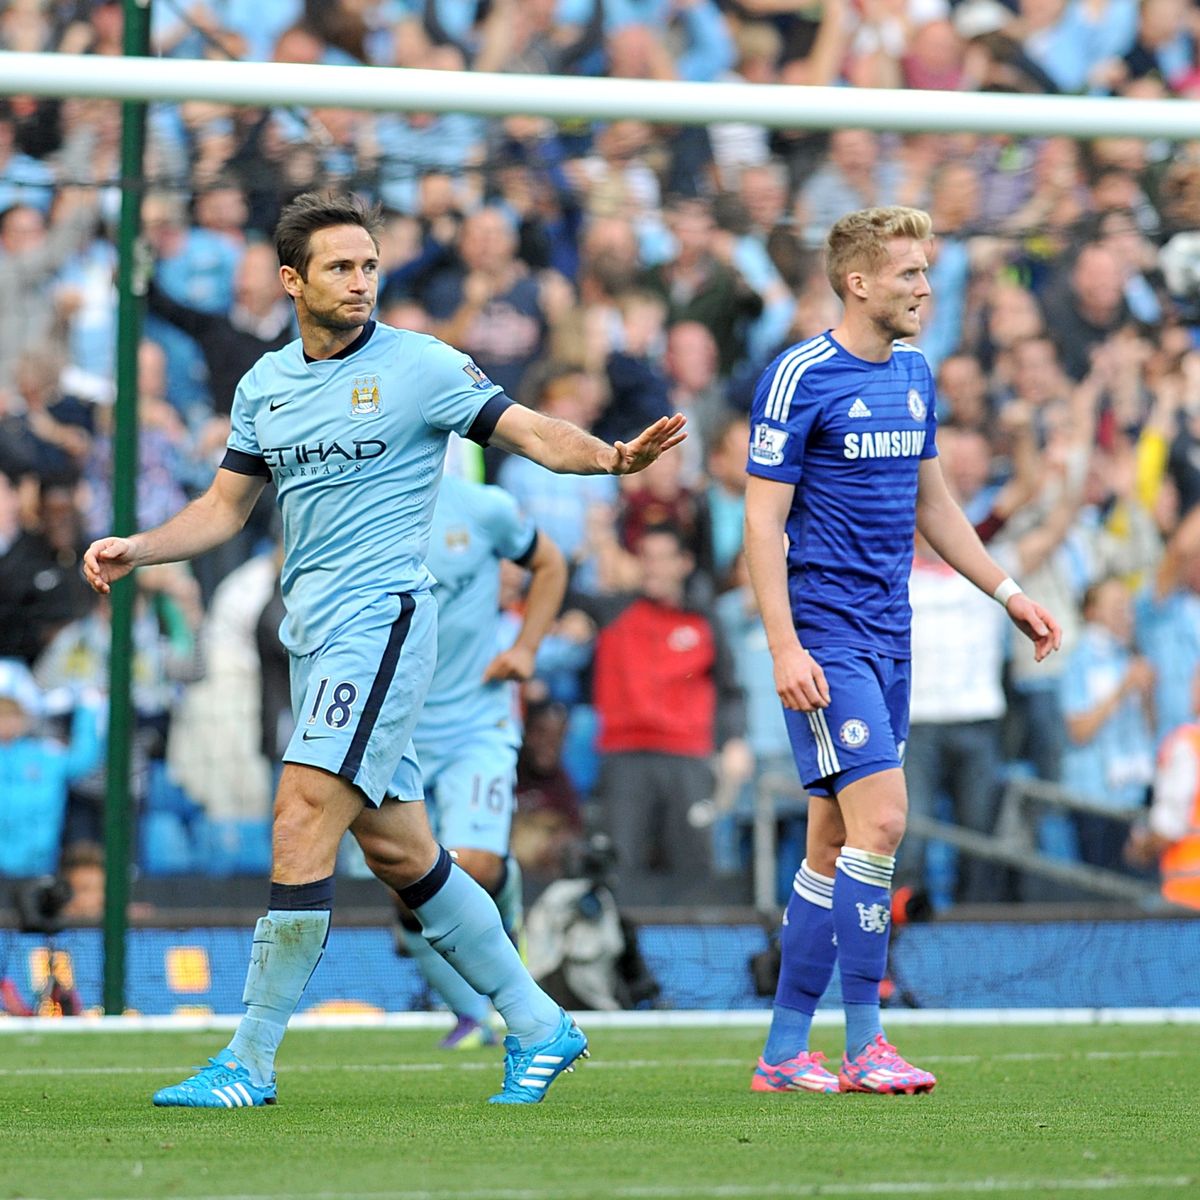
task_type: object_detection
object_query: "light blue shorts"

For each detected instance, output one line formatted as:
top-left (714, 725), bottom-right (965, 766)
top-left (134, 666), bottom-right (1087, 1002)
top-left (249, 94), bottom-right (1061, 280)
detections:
top-left (417, 722), bottom-right (520, 856)
top-left (284, 590), bottom-right (437, 806)
top-left (783, 648), bottom-right (910, 798)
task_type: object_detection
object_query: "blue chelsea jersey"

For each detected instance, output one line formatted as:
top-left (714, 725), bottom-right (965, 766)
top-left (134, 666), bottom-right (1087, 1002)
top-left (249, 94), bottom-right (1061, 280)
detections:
top-left (746, 332), bottom-right (939, 658)
top-left (222, 321), bottom-right (507, 655)
top-left (413, 475), bottom-right (537, 749)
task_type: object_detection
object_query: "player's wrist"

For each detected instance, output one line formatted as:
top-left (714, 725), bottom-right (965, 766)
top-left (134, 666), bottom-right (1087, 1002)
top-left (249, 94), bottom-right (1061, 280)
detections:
top-left (992, 577), bottom-right (1023, 608)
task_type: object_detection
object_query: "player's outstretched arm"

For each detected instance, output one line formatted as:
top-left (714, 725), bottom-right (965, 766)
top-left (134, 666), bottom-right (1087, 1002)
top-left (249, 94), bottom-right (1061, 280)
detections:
top-left (915, 458), bottom-right (1062, 661)
top-left (483, 531), bottom-right (569, 682)
top-left (83, 468), bottom-right (267, 595)
top-left (488, 404), bottom-right (686, 476)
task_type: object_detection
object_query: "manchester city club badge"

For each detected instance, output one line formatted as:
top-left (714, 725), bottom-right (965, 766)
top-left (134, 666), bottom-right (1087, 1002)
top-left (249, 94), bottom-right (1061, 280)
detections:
top-left (350, 376), bottom-right (381, 416)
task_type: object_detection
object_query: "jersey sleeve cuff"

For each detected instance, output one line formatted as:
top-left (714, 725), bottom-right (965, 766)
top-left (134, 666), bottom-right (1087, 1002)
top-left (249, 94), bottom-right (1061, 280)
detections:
top-left (220, 448), bottom-right (271, 477)
top-left (512, 529), bottom-right (539, 568)
top-left (746, 462), bottom-right (802, 484)
top-left (466, 393), bottom-right (514, 445)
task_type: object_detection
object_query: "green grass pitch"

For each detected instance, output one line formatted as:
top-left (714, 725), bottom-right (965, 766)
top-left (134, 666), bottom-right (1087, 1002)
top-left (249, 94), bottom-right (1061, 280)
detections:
top-left (1, 1023), bottom-right (1197, 1199)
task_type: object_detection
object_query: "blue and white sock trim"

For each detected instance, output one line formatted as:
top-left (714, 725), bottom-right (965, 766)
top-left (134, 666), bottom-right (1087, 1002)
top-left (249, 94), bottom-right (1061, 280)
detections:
top-left (793, 859), bottom-right (835, 910)
top-left (836, 846), bottom-right (895, 888)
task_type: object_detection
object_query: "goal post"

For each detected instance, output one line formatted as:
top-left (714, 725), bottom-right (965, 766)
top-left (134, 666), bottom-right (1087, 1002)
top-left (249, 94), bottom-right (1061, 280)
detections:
top-left (3, 49), bottom-right (1200, 140)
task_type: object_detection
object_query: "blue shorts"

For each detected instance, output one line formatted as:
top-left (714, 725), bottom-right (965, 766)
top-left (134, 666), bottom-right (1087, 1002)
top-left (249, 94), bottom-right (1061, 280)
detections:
top-left (783, 649), bottom-right (910, 797)
top-left (418, 723), bottom-right (519, 856)
top-left (284, 590), bottom-right (437, 806)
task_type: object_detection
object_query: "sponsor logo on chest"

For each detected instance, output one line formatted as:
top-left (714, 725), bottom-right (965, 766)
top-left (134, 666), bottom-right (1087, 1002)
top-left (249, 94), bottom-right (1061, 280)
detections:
top-left (842, 429), bottom-right (926, 460)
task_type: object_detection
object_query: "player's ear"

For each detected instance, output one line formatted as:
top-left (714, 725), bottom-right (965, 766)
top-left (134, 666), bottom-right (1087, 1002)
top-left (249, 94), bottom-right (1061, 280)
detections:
top-left (279, 265), bottom-right (303, 299)
top-left (845, 269), bottom-right (869, 301)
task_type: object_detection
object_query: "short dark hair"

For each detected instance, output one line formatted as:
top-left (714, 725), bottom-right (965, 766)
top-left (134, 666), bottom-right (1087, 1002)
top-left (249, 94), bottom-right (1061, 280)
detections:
top-left (273, 191), bottom-right (382, 279)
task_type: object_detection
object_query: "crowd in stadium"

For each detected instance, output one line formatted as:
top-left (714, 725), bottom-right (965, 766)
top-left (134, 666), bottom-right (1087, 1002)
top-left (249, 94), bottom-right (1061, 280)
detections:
top-left (3, 0), bottom-right (1200, 912)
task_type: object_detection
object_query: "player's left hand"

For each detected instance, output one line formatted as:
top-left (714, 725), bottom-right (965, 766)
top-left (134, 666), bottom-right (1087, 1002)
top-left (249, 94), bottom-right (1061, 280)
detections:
top-left (611, 413), bottom-right (687, 475)
top-left (482, 644), bottom-right (536, 683)
top-left (1005, 593), bottom-right (1062, 662)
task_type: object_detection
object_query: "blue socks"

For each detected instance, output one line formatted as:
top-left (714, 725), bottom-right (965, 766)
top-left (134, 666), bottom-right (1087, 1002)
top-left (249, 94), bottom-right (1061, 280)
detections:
top-left (762, 860), bottom-right (836, 1064)
top-left (833, 846), bottom-right (895, 1057)
top-left (228, 876), bottom-right (333, 1087)
top-left (402, 847), bottom-right (559, 1046)
top-left (400, 916), bottom-right (492, 1025)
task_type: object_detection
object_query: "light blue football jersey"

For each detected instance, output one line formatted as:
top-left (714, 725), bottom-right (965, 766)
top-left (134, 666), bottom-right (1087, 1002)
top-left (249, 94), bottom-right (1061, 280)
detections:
top-left (413, 475), bottom-right (537, 749)
top-left (746, 332), bottom-right (939, 659)
top-left (222, 321), bottom-right (507, 654)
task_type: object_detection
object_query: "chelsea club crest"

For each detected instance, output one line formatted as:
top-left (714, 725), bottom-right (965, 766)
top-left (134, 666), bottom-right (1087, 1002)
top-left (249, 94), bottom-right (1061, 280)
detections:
top-left (906, 388), bottom-right (926, 422)
top-left (350, 376), bottom-right (381, 417)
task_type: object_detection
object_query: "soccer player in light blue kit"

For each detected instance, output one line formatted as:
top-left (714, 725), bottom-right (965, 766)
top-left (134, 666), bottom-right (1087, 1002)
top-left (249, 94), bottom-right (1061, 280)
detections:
top-left (743, 207), bottom-right (1061, 1095)
top-left (84, 193), bottom-right (685, 1107)
top-left (399, 472), bottom-right (567, 1049)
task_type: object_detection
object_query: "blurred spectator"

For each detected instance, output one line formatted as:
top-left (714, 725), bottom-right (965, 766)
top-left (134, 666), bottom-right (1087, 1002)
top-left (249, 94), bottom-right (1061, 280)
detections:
top-left (597, 289), bottom-right (672, 447)
top-left (423, 204), bottom-right (562, 398)
top-left (1061, 575), bottom-right (1156, 871)
top-left (0, 461), bottom-right (90, 666)
top-left (2, 345), bottom-right (92, 484)
top-left (512, 699), bottom-right (586, 878)
top-left (699, 412), bottom-right (750, 589)
top-left (84, 341), bottom-right (196, 541)
top-left (1041, 241), bottom-right (1133, 380)
top-left (644, 197), bottom-right (762, 376)
top-left (0, 189), bottom-right (99, 387)
top-left (497, 363), bottom-right (619, 593)
top-left (589, 524), bottom-right (746, 905)
top-left (1012, 0), bottom-right (1137, 95)
top-left (0, 658), bottom-right (100, 879)
top-left (60, 840), bottom-right (106, 922)
top-left (147, 241), bottom-right (295, 417)
top-left (798, 130), bottom-right (902, 241)
top-left (1136, 503), bottom-right (1200, 744)
top-left (141, 189), bottom-right (242, 420)
top-left (1125, 674), bottom-right (1200, 908)
top-left (904, 527), bottom-right (1009, 903)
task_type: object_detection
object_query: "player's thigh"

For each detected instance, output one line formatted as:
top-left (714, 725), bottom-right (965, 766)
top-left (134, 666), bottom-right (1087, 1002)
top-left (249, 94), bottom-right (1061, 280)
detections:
top-left (428, 730), bottom-right (519, 858)
top-left (835, 768), bottom-right (908, 856)
top-left (286, 591), bottom-right (436, 807)
top-left (782, 650), bottom-right (905, 796)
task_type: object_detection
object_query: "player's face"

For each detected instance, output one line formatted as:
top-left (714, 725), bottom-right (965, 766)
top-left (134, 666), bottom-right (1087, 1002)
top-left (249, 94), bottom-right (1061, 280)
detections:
top-left (864, 238), bottom-right (930, 341)
top-left (285, 225), bottom-right (380, 332)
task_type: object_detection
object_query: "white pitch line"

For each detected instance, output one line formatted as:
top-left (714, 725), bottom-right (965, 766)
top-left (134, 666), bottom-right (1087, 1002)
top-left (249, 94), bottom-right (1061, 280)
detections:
top-left (9, 1176), bottom-right (1196, 1200)
top-left (3, 1008), bottom-right (1200, 1034)
top-left (0, 1048), bottom-right (1179, 1079)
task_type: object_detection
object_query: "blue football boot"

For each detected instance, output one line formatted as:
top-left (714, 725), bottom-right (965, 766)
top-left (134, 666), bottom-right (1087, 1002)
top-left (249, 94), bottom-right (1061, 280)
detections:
top-left (488, 1010), bottom-right (588, 1104)
top-left (153, 1051), bottom-right (277, 1108)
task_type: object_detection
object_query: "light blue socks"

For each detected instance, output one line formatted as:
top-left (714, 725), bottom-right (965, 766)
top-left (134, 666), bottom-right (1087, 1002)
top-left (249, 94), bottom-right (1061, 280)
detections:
top-left (228, 876), bottom-right (333, 1086)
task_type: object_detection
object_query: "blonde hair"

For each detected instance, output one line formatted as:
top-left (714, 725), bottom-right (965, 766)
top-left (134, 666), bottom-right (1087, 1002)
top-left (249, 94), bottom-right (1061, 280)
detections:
top-left (825, 206), bottom-right (933, 299)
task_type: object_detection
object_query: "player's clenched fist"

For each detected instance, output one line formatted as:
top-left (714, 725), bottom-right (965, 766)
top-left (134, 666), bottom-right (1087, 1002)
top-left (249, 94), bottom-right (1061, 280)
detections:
top-left (82, 536), bottom-right (139, 594)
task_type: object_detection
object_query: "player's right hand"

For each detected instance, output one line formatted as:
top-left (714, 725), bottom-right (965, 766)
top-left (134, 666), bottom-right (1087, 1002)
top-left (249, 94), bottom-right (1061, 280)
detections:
top-left (774, 642), bottom-right (831, 712)
top-left (82, 537), bottom-right (139, 594)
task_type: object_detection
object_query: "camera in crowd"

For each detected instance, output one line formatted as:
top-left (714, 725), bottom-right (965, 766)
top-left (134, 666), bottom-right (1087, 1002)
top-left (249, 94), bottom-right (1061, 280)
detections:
top-left (13, 875), bottom-right (73, 936)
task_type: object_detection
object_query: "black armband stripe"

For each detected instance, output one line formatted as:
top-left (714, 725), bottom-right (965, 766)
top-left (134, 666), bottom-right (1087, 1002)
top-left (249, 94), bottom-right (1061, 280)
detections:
top-left (466, 393), bottom-right (514, 445)
top-left (220, 448), bottom-right (271, 477)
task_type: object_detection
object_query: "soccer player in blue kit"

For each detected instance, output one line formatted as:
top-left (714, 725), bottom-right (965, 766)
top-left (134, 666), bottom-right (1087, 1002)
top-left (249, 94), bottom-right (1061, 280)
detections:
top-left (399, 472), bottom-right (567, 1049)
top-left (743, 207), bottom-right (1061, 1095)
top-left (83, 193), bottom-right (685, 1107)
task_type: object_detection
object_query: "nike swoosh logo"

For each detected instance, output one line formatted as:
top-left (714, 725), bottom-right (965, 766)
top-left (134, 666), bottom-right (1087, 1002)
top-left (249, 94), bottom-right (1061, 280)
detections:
top-left (302, 730), bottom-right (332, 741)
top-left (269, 399), bottom-right (288, 411)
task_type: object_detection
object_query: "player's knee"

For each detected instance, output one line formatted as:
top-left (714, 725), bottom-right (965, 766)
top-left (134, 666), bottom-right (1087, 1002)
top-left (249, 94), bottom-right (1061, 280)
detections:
top-left (869, 808), bottom-right (907, 856)
top-left (450, 848), bottom-right (504, 891)
top-left (358, 831), bottom-right (434, 889)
